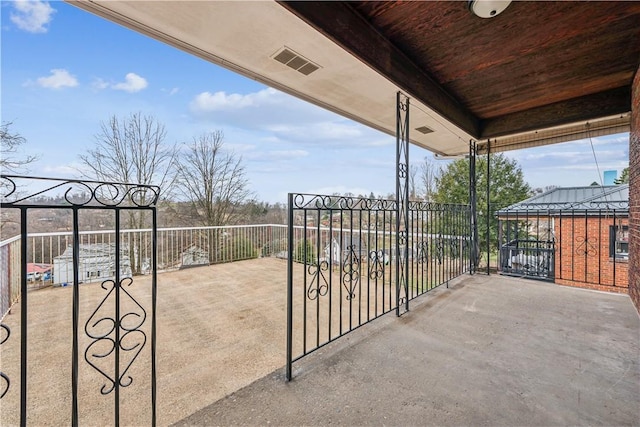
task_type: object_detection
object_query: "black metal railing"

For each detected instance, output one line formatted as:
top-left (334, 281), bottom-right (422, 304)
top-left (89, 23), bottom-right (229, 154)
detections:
top-left (286, 193), bottom-right (471, 378)
top-left (498, 207), bottom-right (629, 288)
top-left (499, 238), bottom-right (554, 279)
top-left (0, 175), bottom-right (159, 426)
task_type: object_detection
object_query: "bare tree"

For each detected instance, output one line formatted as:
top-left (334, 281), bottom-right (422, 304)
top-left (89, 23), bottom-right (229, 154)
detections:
top-left (419, 156), bottom-right (440, 201)
top-left (1, 122), bottom-right (40, 235)
top-left (1, 121), bottom-right (38, 174)
top-left (175, 131), bottom-right (252, 226)
top-left (80, 113), bottom-right (176, 193)
top-left (409, 164), bottom-right (418, 200)
top-left (79, 113), bottom-right (177, 273)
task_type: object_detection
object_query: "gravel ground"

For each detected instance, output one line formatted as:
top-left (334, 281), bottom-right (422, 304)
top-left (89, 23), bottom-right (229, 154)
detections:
top-left (0, 258), bottom-right (294, 426)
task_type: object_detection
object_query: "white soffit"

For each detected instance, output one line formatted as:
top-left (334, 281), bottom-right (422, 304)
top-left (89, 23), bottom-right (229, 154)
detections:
top-left (69, 0), bottom-right (473, 156)
top-left (69, 1), bottom-right (628, 157)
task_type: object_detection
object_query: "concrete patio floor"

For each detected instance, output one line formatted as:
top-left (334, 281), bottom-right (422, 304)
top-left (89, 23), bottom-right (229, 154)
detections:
top-left (176, 273), bottom-right (640, 426)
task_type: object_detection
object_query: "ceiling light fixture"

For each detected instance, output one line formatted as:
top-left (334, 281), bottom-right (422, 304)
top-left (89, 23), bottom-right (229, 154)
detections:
top-left (468, 0), bottom-right (512, 18)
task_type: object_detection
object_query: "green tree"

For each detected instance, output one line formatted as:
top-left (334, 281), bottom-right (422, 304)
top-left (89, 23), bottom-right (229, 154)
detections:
top-left (614, 167), bottom-right (629, 184)
top-left (294, 239), bottom-right (317, 265)
top-left (433, 153), bottom-right (531, 255)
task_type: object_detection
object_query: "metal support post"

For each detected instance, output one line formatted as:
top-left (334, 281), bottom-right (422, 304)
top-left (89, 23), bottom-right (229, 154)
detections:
top-left (486, 140), bottom-right (491, 275)
top-left (469, 140), bottom-right (478, 273)
top-left (395, 92), bottom-right (410, 316)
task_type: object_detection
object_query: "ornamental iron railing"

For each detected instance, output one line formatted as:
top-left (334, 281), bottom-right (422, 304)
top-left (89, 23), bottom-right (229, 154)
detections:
top-left (497, 207), bottom-right (629, 288)
top-left (0, 175), bottom-right (159, 427)
top-left (286, 193), bottom-right (471, 379)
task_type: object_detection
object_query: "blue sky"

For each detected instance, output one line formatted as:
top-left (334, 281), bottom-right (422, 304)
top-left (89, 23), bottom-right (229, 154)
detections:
top-left (1, 1), bottom-right (630, 203)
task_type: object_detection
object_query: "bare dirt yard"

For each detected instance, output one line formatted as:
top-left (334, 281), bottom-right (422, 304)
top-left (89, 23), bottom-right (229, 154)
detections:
top-left (0, 258), bottom-right (294, 426)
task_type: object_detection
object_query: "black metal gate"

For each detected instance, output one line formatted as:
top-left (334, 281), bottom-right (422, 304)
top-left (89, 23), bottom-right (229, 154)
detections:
top-left (0, 175), bottom-right (159, 426)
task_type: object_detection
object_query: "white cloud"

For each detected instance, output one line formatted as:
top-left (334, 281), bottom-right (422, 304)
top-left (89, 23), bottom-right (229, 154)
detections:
top-left (189, 87), bottom-right (334, 125)
top-left (40, 163), bottom-right (85, 177)
top-left (190, 88), bottom-right (282, 112)
top-left (112, 73), bottom-right (148, 93)
top-left (91, 78), bottom-right (109, 90)
top-left (224, 143), bottom-right (257, 153)
top-left (269, 150), bottom-right (308, 159)
top-left (307, 185), bottom-right (374, 197)
top-left (247, 150), bottom-right (309, 162)
top-left (35, 69), bottom-right (78, 89)
top-left (10, 0), bottom-right (55, 33)
top-left (161, 87), bottom-right (180, 95)
top-left (563, 134), bottom-right (629, 147)
top-left (188, 87), bottom-right (391, 149)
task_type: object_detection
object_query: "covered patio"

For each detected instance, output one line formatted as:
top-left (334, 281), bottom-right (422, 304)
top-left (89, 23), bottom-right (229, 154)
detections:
top-left (1, 258), bottom-right (637, 425)
top-left (69, 0), bottom-right (640, 306)
top-left (177, 272), bottom-right (640, 426)
top-left (2, 1), bottom-right (639, 425)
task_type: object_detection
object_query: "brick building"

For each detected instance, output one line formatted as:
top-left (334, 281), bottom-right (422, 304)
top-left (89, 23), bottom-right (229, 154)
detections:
top-left (497, 185), bottom-right (629, 293)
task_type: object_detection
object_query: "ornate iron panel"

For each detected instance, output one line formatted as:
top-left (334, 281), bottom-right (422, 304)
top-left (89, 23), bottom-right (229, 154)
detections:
top-left (0, 175), bottom-right (159, 426)
top-left (286, 192), bottom-right (471, 380)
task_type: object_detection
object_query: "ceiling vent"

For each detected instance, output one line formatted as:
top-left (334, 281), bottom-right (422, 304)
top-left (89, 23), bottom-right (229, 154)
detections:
top-left (273, 47), bottom-right (320, 76)
top-left (415, 126), bottom-right (434, 135)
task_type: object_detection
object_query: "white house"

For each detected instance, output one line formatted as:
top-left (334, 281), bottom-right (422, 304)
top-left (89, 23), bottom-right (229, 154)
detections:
top-left (53, 243), bottom-right (132, 285)
top-left (322, 234), bottom-right (367, 265)
top-left (180, 245), bottom-right (209, 269)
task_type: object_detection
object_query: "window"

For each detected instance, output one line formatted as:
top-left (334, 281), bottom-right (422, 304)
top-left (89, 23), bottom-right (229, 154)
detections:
top-left (609, 225), bottom-right (629, 259)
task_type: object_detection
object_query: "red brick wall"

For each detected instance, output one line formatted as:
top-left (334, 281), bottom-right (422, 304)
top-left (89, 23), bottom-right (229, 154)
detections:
top-left (630, 66), bottom-right (640, 312)
top-left (554, 216), bottom-right (629, 294)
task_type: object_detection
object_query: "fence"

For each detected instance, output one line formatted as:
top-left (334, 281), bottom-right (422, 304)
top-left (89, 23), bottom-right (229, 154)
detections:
top-left (498, 209), bottom-right (629, 291)
top-left (0, 224), bottom-right (288, 319)
top-left (1, 175), bottom-right (163, 425)
top-left (286, 194), bottom-right (471, 378)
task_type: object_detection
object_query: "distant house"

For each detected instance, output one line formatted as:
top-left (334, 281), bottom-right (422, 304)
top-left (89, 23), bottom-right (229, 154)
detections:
top-left (322, 234), bottom-right (367, 265)
top-left (497, 185), bottom-right (629, 293)
top-left (53, 243), bottom-right (132, 285)
top-left (180, 245), bottom-right (209, 269)
top-left (26, 263), bottom-right (52, 282)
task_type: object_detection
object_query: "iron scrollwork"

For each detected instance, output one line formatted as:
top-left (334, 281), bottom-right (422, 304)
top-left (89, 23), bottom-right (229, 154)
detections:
top-left (84, 277), bottom-right (147, 395)
top-left (416, 241), bottom-right (429, 264)
top-left (575, 236), bottom-right (597, 257)
top-left (1, 175), bottom-right (159, 207)
top-left (368, 250), bottom-right (386, 279)
top-left (449, 237), bottom-right (460, 256)
top-left (436, 234), bottom-right (445, 265)
top-left (342, 245), bottom-right (360, 300)
top-left (307, 261), bottom-right (329, 300)
top-left (0, 323), bottom-right (9, 399)
top-left (292, 193), bottom-right (396, 212)
top-left (398, 230), bottom-right (407, 246)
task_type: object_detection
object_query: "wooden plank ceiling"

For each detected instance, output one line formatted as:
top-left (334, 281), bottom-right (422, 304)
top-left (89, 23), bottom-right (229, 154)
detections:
top-left (281, 1), bottom-right (640, 151)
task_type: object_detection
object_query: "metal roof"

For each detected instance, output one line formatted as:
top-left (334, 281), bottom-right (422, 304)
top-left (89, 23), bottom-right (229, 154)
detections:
top-left (497, 184), bottom-right (629, 215)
